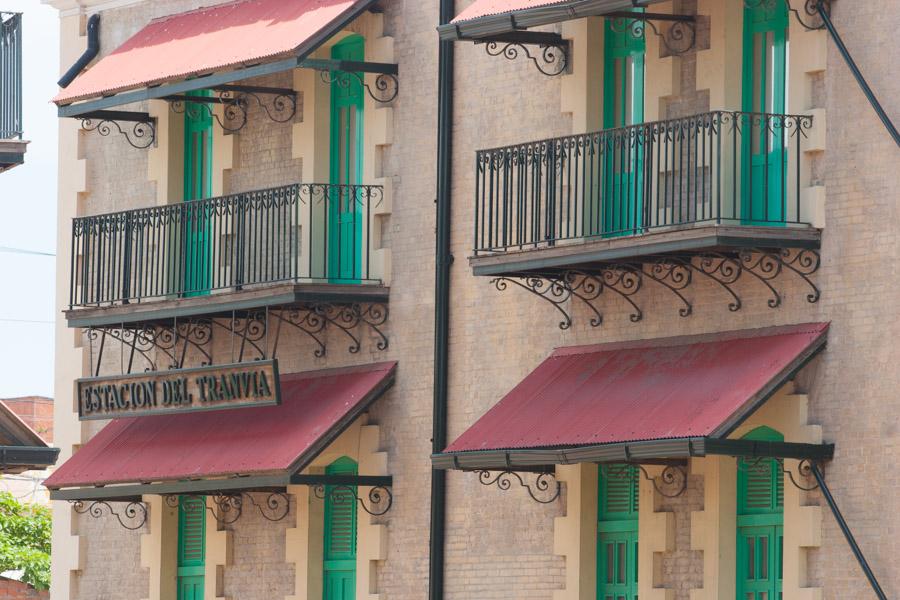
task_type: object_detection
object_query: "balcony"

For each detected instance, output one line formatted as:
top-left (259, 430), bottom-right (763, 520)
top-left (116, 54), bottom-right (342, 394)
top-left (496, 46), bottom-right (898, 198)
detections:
top-left (0, 11), bottom-right (26, 172)
top-left (471, 111), bottom-right (822, 326)
top-left (66, 183), bottom-right (388, 347)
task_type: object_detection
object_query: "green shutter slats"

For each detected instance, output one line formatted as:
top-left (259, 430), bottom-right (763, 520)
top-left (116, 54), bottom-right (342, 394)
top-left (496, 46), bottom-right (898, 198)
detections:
top-left (598, 464), bottom-right (639, 600)
top-left (323, 457), bottom-right (358, 600)
top-left (178, 497), bottom-right (206, 567)
top-left (325, 489), bottom-right (357, 560)
top-left (599, 465), bottom-right (640, 521)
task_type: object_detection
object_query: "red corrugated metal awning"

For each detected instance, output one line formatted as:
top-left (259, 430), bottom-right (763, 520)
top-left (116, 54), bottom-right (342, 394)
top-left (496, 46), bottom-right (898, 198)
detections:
top-left (46, 362), bottom-right (395, 492)
top-left (56, 0), bottom-right (375, 105)
top-left (434, 324), bottom-right (828, 469)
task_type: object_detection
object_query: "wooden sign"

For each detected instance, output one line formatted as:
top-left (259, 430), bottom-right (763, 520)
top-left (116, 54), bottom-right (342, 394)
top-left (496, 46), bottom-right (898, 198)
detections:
top-left (77, 360), bottom-right (281, 420)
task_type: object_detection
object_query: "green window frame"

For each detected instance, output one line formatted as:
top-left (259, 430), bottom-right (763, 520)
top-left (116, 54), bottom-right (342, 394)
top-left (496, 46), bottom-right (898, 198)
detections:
top-left (601, 16), bottom-right (645, 238)
top-left (177, 496), bottom-right (206, 600)
top-left (741, 0), bottom-right (789, 224)
top-left (597, 464), bottom-right (640, 600)
top-left (182, 90), bottom-right (214, 296)
top-left (736, 426), bottom-right (784, 600)
top-left (323, 457), bottom-right (358, 600)
top-left (328, 35), bottom-right (365, 283)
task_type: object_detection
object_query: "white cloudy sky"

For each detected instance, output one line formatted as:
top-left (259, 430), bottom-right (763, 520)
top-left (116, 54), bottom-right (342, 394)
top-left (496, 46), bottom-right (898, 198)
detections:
top-left (0, 1), bottom-right (59, 398)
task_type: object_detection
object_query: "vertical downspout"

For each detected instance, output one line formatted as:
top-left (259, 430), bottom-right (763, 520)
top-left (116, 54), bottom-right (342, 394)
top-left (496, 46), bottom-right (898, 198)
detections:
top-left (429, 2), bottom-right (454, 600)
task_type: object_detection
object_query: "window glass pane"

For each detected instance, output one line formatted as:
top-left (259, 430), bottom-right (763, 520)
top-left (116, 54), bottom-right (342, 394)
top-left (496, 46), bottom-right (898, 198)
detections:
top-left (624, 56), bottom-right (633, 126)
top-left (614, 58), bottom-right (624, 128)
top-left (765, 31), bottom-right (775, 113)
top-left (747, 537), bottom-right (755, 578)
top-left (349, 106), bottom-right (358, 185)
top-left (606, 542), bottom-right (614, 582)
top-left (339, 107), bottom-right (348, 187)
top-left (617, 542), bottom-right (626, 583)
top-left (760, 536), bottom-right (769, 579)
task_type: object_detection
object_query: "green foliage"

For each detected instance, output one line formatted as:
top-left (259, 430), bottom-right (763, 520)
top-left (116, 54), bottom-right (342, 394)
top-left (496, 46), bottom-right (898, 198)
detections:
top-left (0, 491), bottom-right (51, 590)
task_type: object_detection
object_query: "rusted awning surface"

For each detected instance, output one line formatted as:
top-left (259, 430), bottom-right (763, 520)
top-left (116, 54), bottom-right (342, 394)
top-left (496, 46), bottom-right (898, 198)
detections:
top-left (46, 362), bottom-right (395, 490)
top-left (438, 0), bottom-right (648, 40)
top-left (56, 0), bottom-right (375, 105)
top-left (434, 324), bottom-right (829, 469)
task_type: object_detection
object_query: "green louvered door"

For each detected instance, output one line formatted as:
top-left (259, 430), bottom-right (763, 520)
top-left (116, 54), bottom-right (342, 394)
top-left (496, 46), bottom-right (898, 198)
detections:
top-left (324, 458), bottom-right (358, 600)
top-left (177, 496), bottom-right (206, 600)
top-left (329, 35), bottom-right (365, 283)
top-left (742, 0), bottom-right (788, 224)
top-left (183, 90), bottom-right (214, 296)
top-left (737, 427), bottom-right (784, 600)
top-left (598, 465), bottom-right (639, 600)
top-left (602, 16), bottom-right (645, 237)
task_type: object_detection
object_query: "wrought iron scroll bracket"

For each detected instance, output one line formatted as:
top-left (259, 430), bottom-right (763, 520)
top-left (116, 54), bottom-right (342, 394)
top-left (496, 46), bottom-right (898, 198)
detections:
top-left (478, 37), bottom-right (570, 77)
top-left (80, 116), bottom-right (156, 149)
top-left (602, 464), bottom-right (689, 498)
top-left (474, 470), bottom-right (561, 504)
top-left (317, 70), bottom-right (399, 104)
top-left (164, 492), bottom-right (291, 523)
top-left (70, 500), bottom-right (148, 530)
top-left (312, 484), bottom-right (394, 516)
top-left (608, 14), bottom-right (696, 55)
top-left (745, 0), bottom-right (830, 30)
top-left (779, 458), bottom-right (821, 491)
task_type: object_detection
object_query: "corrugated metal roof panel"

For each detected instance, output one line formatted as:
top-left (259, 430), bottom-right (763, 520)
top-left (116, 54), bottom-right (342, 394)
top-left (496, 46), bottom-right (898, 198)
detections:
top-left (45, 362), bottom-right (396, 488)
top-left (452, 0), bottom-right (571, 23)
top-left (444, 324), bottom-right (828, 453)
top-left (55, 0), bottom-right (373, 104)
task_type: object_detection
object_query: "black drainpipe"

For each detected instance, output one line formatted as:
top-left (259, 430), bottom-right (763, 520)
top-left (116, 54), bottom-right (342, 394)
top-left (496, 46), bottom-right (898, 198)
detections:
top-left (816, 4), bottom-right (899, 148)
top-left (58, 13), bottom-right (100, 88)
top-left (429, 1), bottom-right (454, 600)
top-left (810, 463), bottom-right (888, 599)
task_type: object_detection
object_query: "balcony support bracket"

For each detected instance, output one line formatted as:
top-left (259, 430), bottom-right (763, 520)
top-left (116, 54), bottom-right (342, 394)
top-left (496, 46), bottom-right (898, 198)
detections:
top-left (78, 110), bottom-right (156, 149)
top-left (473, 32), bottom-right (569, 77)
top-left (491, 248), bottom-right (820, 330)
top-left (744, 0), bottom-right (831, 31)
top-left (605, 11), bottom-right (696, 55)
top-left (165, 85), bottom-right (298, 134)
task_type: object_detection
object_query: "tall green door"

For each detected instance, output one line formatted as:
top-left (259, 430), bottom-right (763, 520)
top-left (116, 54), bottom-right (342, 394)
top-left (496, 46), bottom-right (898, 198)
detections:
top-left (602, 17), bottom-right (645, 237)
top-left (323, 457), bottom-right (358, 600)
top-left (597, 465), bottom-right (639, 600)
top-left (736, 427), bottom-right (784, 600)
top-left (183, 91), bottom-right (214, 296)
top-left (329, 36), bottom-right (365, 282)
top-left (742, 0), bottom-right (788, 223)
top-left (177, 496), bottom-right (206, 600)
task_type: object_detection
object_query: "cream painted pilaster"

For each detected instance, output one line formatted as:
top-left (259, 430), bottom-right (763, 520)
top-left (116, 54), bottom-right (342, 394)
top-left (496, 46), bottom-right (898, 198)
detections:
top-left (689, 456), bottom-right (737, 600)
top-left (696, 0), bottom-right (744, 111)
top-left (643, 2), bottom-right (679, 122)
top-left (140, 496), bottom-right (177, 600)
top-left (205, 498), bottom-right (233, 600)
top-left (560, 17), bottom-right (603, 135)
top-left (552, 463), bottom-right (597, 600)
top-left (638, 466), bottom-right (676, 600)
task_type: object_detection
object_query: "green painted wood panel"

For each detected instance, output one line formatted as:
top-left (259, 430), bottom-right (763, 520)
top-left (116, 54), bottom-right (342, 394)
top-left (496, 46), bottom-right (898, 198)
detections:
top-left (602, 16), bottom-right (645, 238)
top-left (177, 496), bottom-right (206, 600)
top-left (741, 0), bottom-right (788, 224)
top-left (183, 90), bottom-right (214, 296)
top-left (324, 457), bottom-right (358, 600)
top-left (598, 465), bottom-right (639, 600)
top-left (737, 427), bottom-right (784, 600)
top-left (329, 36), bottom-right (365, 283)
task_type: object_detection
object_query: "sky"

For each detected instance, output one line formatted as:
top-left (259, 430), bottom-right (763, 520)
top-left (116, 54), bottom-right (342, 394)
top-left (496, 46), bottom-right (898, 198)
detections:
top-left (0, 1), bottom-right (59, 399)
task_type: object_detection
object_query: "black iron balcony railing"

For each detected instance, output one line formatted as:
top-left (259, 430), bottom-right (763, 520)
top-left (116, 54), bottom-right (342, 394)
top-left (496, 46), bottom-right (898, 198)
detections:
top-left (69, 183), bottom-right (383, 309)
top-left (474, 110), bottom-right (813, 255)
top-left (0, 12), bottom-right (22, 140)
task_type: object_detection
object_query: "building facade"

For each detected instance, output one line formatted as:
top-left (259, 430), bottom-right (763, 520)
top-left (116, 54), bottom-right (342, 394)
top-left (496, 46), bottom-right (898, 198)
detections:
top-left (45, 1), bottom-right (898, 600)
top-left (1, 9), bottom-right (27, 171)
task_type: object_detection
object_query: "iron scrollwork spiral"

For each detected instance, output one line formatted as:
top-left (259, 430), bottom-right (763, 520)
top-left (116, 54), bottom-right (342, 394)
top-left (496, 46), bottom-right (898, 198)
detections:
top-left (475, 470), bottom-right (561, 504)
top-left (312, 484), bottom-right (394, 516)
top-left (170, 98), bottom-right (248, 133)
top-left (80, 118), bottom-right (156, 149)
top-left (164, 492), bottom-right (291, 523)
top-left (609, 17), bottom-right (696, 56)
top-left (483, 41), bottom-right (568, 77)
top-left (71, 500), bottom-right (148, 530)
top-left (601, 464), bottom-right (689, 498)
top-left (318, 70), bottom-right (399, 104)
top-left (746, 0), bottom-right (829, 30)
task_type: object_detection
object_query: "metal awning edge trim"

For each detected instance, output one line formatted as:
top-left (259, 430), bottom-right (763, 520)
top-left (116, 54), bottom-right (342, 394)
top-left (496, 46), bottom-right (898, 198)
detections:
top-left (437, 0), bottom-right (660, 41)
top-left (57, 0), bottom-right (381, 116)
top-left (0, 445), bottom-right (60, 468)
top-left (431, 437), bottom-right (835, 470)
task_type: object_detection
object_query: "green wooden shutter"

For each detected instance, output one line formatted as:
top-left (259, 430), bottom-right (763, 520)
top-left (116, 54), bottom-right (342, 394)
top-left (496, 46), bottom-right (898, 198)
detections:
top-left (177, 496), bottom-right (206, 600)
top-left (741, 0), bottom-right (789, 224)
top-left (598, 465), bottom-right (639, 600)
top-left (324, 457), bottom-right (358, 600)
top-left (182, 90), bottom-right (214, 296)
top-left (601, 16), bottom-right (645, 238)
top-left (736, 427), bottom-right (784, 600)
top-left (328, 35), bottom-right (365, 283)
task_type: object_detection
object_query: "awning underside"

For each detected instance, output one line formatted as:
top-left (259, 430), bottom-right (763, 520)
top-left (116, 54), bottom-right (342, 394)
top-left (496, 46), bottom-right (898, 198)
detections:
top-left (47, 362), bottom-right (396, 501)
top-left (434, 323), bottom-right (830, 470)
top-left (55, 0), bottom-right (378, 110)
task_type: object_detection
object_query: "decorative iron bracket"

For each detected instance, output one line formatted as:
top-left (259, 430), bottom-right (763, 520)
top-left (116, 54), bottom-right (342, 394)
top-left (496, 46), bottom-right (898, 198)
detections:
top-left (745, 0), bottom-right (831, 30)
top-left (492, 248), bottom-right (820, 330)
top-left (78, 110), bottom-right (156, 149)
top-left (70, 500), bottom-right (148, 530)
top-left (739, 457), bottom-right (823, 491)
top-left (601, 464), bottom-right (689, 498)
top-left (474, 31), bottom-right (570, 77)
top-left (318, 70), bottom-right (399, 104)
top-left (605, 11), bottom-right (697, 55)
top-left (164, 492), bottom-right (292, 524)
top-left (474, 470), bottom-right (561, 504)
top-left (167, 85), bottom-right (297, 133)
top-left (312, 484), bottom-right (393, 516)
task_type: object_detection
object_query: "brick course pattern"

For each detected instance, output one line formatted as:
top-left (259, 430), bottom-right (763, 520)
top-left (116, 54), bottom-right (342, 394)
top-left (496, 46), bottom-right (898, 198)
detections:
top-left (0, 578), bottom-right (49, 600)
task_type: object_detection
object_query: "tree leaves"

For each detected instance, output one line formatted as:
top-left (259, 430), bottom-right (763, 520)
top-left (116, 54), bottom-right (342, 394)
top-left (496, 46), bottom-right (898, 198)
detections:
top-left (0, 491), bottom-right (51, 590)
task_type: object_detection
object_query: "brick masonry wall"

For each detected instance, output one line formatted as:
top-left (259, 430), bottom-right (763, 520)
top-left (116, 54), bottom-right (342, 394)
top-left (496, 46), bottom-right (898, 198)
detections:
top-left (0, 578), bottom-right (49, 600)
